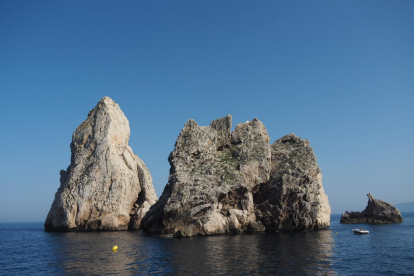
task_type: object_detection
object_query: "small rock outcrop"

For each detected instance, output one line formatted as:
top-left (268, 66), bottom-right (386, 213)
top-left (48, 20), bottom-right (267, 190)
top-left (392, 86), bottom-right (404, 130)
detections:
top-left (45, 97), bottom-right (157, 231)
top-left (340, 193), bottom-right (403, 223)
top-left (141, 115), bottom-right (331, 237)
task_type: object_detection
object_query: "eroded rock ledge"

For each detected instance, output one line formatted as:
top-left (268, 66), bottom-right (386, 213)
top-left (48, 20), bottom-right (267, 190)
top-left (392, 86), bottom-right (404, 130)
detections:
top-left (340, 193), bottom-right (403, 224)
top-left (45, 97), bottom-right (157, 231)
top-left (141, 115), bottom-right (331, 237)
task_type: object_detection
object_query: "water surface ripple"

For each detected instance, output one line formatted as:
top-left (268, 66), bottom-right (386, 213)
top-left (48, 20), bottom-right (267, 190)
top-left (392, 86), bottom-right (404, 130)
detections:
top-left (1, 213), bottom-right (413, 275)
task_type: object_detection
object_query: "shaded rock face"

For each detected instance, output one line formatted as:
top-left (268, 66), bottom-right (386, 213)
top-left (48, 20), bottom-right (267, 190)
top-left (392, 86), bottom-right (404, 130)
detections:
top-left (340, 193), bottom-right (403, 224)
top-left (45, 97), bottom-right (157, 231)
top-left (254, 134), bottom-right (331, 231)
top-left (141, 115), bottom-right (330, 237)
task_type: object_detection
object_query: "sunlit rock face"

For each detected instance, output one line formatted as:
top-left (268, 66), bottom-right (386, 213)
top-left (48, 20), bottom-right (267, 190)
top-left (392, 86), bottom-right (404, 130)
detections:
top-left (340, 193), bottom-right (403, 224)
top-left (45, 97), bottom-right (157, 231)
top-left (141, 115), bottom-right (331, 237)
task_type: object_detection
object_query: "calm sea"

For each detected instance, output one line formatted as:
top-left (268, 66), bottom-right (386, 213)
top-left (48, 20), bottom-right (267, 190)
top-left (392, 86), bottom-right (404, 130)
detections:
top-left (1, 213), bottom-right (413, 275)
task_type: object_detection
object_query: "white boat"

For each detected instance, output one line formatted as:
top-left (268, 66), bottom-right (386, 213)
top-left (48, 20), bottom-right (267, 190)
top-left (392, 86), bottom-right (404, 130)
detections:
top-left (352, 228), bottom-right (369, 234)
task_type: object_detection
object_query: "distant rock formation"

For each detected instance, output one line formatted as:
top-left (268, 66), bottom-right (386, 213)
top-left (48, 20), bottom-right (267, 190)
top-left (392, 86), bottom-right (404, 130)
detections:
top-left (394, 202), bottom-right (414, 212)
top-left (340, 193), bottom-right (403, 224)
top-left (45, 97), bottom-right (157, 231)
top-left (141, 115), bottom-right (330, 237)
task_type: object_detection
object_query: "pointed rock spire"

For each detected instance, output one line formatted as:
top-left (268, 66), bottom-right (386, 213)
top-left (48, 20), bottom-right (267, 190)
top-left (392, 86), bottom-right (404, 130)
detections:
top-left (45, 97), bottom-right (157, 231)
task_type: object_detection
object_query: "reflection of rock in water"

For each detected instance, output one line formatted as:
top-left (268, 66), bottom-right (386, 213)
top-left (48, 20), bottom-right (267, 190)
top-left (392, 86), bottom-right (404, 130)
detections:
top-left (166, 235), bottom-right (262, 274)
top-left (202, 234), bottom-right (261, 274)
top-left (47, 231), bottom-right (335, 275)
top-left (164, 232), bottom-right (335, 275)
top-left (258, 231), bottom-right (335, 275)
top-left (47, 232), bottom-right (173, 275)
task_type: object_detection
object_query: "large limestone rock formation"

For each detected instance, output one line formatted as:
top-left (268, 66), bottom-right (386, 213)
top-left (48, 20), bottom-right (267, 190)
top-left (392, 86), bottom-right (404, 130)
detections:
top-left (45, 97), bottom-right (157, 231)
top-left (340, 193), bottom-right (403, 223)
top-left (254, 134), bottom-right (331, 231)
top-left (141, 115), bottom-right (330, 237)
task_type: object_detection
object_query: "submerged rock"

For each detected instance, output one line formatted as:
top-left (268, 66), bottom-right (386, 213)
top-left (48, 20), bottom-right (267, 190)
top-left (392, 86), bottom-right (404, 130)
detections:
top-left (45, 97), bottom-right (157, 231)
top-left (141, 115), bottom-right (331, 237)
top-left (340, 193), bottom-right (403, 224)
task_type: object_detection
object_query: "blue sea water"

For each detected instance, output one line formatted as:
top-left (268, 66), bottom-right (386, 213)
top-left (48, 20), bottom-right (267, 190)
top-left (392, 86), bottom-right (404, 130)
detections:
top-left (1, 213), bottom-right (413, 275)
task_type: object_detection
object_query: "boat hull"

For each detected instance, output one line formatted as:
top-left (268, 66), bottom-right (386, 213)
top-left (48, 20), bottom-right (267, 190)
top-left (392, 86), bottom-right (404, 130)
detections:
top-left (352, 229), bottom-right (369, 234)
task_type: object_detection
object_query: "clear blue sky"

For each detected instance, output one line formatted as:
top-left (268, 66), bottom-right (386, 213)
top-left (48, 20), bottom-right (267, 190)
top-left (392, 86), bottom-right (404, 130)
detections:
top-left (1, 0), bottom-right (413, 221)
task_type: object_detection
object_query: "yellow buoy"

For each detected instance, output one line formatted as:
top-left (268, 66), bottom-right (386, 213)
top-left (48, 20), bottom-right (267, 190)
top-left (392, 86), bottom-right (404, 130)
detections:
top-left (112, 246), bottom-right (118, 251)
top-left (335, 231), bottom-right (338, 234)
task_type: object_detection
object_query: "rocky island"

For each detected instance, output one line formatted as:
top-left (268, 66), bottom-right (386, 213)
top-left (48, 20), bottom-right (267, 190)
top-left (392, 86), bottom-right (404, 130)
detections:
top-left (141, 115), bottom-right (331, 237)
top-left (340, 193), bottom-right (403, 223)
top-left (45, 97), bottom-right (157, 231)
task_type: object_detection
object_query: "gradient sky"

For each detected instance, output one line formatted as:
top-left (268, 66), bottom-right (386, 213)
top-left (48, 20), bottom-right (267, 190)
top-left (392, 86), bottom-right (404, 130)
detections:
top-left (1, 0), bottom-right (413, 222)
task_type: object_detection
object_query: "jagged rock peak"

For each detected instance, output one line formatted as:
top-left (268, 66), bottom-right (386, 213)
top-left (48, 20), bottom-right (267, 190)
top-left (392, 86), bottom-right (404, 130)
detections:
top-left (231, 118), bottom-right (270, 145)
top-left (210, 115), bottom-right (232, 149)
top-left (45, 97), bottom-right (157, 231)
top-left (340, 193), bottom-right (403, 224)
top-left (141, 115), bottom-right (330, 237)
